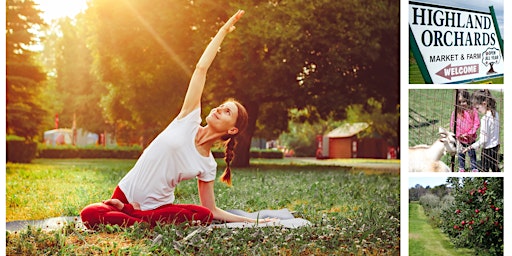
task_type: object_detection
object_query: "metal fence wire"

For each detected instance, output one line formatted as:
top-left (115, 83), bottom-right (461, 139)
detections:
top-left (409, 89), bottom-right (504, 172)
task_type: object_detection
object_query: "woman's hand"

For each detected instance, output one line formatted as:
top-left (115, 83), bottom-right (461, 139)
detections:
top-left (103, 198), bottom-right (124, 211)
top-left (131, 202), bottom-right (141, 210)
top-left (222, 10), bottom-right (245, 33)
top-left (103, 199), bottom-right (141, 211)
top-left (253, 217), bottom-right (279, 224)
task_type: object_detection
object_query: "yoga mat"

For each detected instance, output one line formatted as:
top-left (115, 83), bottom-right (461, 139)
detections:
top-left (5, 209), bottom-right (311, 232)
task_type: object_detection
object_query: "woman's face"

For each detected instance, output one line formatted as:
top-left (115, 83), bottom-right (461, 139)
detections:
top-left (206, 102), bottom-right (239, 134)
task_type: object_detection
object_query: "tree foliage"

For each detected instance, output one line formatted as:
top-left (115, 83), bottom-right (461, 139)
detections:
top-left (6, 0), bottom-right (48, 140)
top-left (28, 0), bottom-right (399, 165)
top-left (441, 177), bottom-right (503, 255)
top-left (49, 16), bottom-right (107, 134)
top-left (278, 108), bottom-right (344, 157)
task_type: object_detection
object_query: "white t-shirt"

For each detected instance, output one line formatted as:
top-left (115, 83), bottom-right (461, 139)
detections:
top-left (118, 108), bottom-right (217, 210)
top-left (471, 110), bottom-right (500, 150)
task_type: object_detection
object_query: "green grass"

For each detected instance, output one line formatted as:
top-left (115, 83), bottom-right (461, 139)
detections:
top-left (409, 202), bottom-right (474, 256)
top-left (6, 158), bottom-right (400, 255)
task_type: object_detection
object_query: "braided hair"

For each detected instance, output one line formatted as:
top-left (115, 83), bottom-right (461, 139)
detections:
top-left (219, 100), bottom-right (248, 186)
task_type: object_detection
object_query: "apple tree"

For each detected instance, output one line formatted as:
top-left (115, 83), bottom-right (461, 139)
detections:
top-left (441, 177), bottom-right (503, 255)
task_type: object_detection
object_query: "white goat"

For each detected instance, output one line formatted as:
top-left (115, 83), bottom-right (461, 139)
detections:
top-left (409, 127), bottom-right (457, 172)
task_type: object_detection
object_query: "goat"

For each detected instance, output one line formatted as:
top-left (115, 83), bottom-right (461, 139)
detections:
top-left (409, 127), bottom-right (457, 172)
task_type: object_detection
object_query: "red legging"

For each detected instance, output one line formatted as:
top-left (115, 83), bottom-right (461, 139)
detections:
top-left (80, 186), bottom-right (213, 229)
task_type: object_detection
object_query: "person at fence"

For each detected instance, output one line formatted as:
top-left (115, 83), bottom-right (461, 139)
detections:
top-left (450, 89), bottom-right (480, 172)
top-left (462, 89), bottom-right (500, 172)
top-left (80, 10), bottom-right (276, 229)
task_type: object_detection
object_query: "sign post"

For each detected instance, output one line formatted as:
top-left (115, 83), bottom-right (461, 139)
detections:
top-left (409, 1), bottom-right (504, 84)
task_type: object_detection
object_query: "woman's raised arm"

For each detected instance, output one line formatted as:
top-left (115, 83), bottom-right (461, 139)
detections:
top-left (178, 10), bottom-right (244, 119)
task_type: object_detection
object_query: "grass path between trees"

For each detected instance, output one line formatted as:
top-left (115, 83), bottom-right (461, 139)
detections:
top-left (409, 202), bottom-right (474, 256)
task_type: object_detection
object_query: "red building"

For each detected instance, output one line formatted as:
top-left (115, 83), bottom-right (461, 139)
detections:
top-left (318, 123), bottom-right (389, 159)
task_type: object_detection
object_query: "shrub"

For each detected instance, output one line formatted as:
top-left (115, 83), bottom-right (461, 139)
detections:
top-left (7, 139), bottom-right (37, 163)
top-left (212, 149), bottom-right (283, 159)
top-left (37, 147), bottom-right (282, 159)
top-left (419, 193), bottom-right (440, 211)
top-left (37, 146), bottom-right (142, 159)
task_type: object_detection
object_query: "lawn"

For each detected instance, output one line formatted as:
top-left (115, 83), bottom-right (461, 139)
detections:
top-left (409, 202), bottom-right (474, 256)
top-left (6, 158), bottom-right (400, 255)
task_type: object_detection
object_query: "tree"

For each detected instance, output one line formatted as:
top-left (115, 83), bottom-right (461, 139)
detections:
top-left (278, 108), bottom-right (344, 157)
top-left (345, 98), bottom-right (399, 147)
top-left (6, 0), bottom-right (48, 140)
top-left (441, 177), bottom-right (503, 255)
top-left (81, 0), bottom-right (399, 166)
top-left (48, 15), bottom-right (107, 135)
top-left (205, 0), bottom-right (400, 165)
top-left (85, 0), bottom-right (196, 145)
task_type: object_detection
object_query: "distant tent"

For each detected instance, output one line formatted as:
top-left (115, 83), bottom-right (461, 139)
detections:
top-left (44, 129), bottom-right (73, 146)
top-left (43, 129), bottom-right (99, 146)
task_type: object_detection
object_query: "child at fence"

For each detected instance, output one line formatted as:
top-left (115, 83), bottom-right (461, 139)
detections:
top-left (450, 89), bottom-right (480, 172)
top-left (462, 89), bottom-right (500, 172)
top-left (80, 10), bottom-right (276, 229)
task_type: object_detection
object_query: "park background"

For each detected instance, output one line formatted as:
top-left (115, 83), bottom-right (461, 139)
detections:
top-left (5, 0), bottom-right (401, 254)
top-left (6, 0), bottom-right (400, 165)
top-left (2, 0), bottom-right (510, 255)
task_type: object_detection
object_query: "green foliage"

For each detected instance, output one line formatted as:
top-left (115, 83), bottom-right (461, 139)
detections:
top-left (6, 140), bottom-right (38, 163)
top-left (345, 98), bottom-right (400, 146)
top-left (440, 178), bottom-right (503, 255)
top-left (40, 16), bottom-right (108, 134)
top-left (6, 0), bottom-right (48, 140)
top-left (37, 146), bottom-right (143, 159)
top-left (49, 0), bottom-right (399, 166)
top-left (280, 97), bottom-right (399, 157)
top-left (279, 108), bottom-right (343, 157)
top-left (419, 193), bottom-right (440, 211)
top-left (6, 159), bottom-right (399, 255)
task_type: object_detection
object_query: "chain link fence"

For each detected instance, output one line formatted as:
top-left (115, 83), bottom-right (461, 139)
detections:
top-left (409, 89), bottom-right (504, 172)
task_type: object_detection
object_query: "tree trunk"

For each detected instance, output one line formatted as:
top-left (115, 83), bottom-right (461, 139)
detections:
top-left (232, 101), bottom-right (259, 168)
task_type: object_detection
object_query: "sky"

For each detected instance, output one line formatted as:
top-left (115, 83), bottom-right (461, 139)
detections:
top-left (33, 0), bottom-right (89, 23)
top-left (411, 0), bottom-right (505, 36)
top-left (409, 177), bottom-right (449, 188)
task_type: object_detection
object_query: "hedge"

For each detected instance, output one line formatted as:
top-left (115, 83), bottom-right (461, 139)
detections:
top-left (37, 147), bottom-right (283, 159)
top-left (7, 140), bottom-right (38, 163)
top-left (38, 148), bottom-right (142, 159)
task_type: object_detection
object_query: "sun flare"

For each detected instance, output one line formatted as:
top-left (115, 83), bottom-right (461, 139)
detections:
top-left (34, 0), bottom-right (89, 22)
